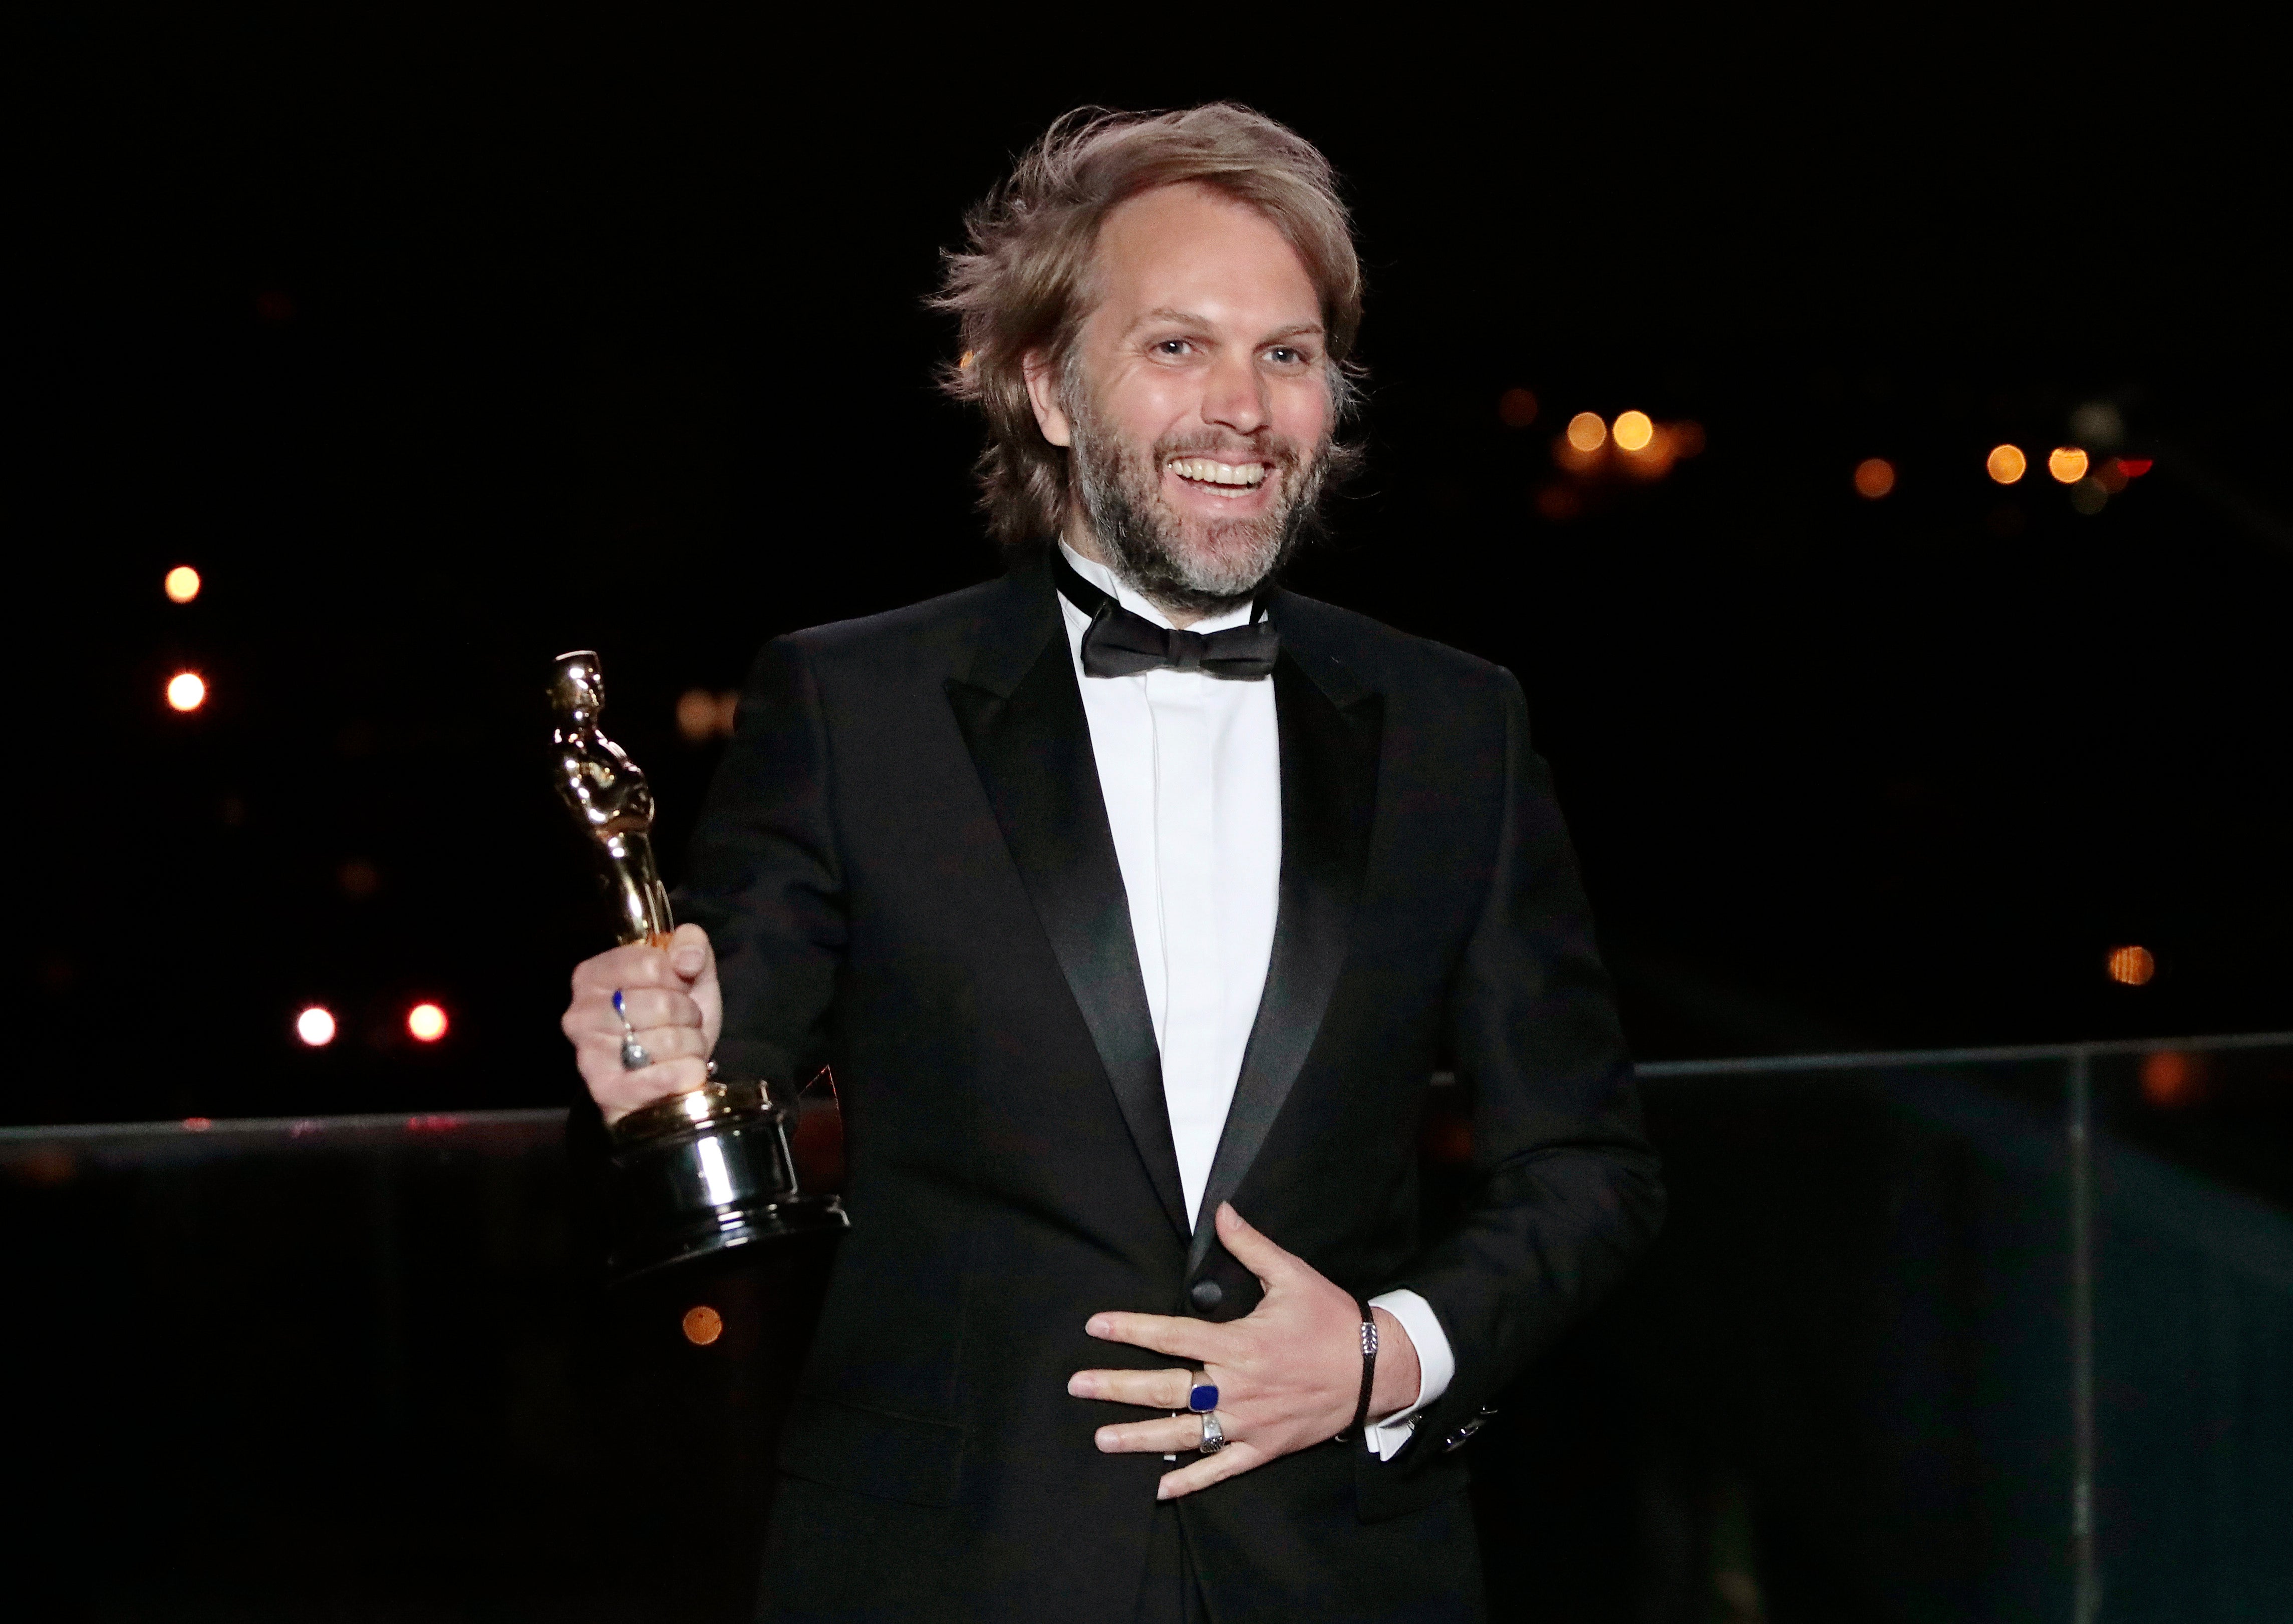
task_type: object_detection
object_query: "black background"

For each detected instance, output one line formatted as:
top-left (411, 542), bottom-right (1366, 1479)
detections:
top-left (10, 13), bottom-right (2290, 1125)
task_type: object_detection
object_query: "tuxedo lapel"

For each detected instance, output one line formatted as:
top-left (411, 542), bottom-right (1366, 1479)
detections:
top-left (946, 569), bottom-right (1192, 1244)
top-left (1188, 622), bottom-right (1383, 1271)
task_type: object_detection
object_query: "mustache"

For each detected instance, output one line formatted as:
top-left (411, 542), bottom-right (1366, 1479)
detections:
top-left (1150, 430), bottom-right (1306, 472)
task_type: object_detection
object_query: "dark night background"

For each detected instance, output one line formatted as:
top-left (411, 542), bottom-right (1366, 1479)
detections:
top-left (9, 19), bottom-right (2288, 1113)
top-left (7, 15), bottom-right (2293, 1624)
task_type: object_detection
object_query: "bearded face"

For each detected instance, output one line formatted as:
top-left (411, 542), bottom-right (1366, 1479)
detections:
top-left (1023, 184), bottom-right (1349, 617)
top-left (1065, 381), bottom-right (1334, 616)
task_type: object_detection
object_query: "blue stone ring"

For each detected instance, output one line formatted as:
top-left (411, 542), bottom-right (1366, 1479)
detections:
top-left (1188, 1380), bottom-right (1219, 1414)
top-left (612, 989), bottom-right (650, 1072)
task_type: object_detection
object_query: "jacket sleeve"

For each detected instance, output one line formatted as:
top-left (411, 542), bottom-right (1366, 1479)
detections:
top-left (673, 634), bottom-right (849, 1088)
top-left (1389, 667), bottom-right (1663, 1460)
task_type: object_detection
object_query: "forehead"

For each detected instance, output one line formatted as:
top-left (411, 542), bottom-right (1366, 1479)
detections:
top-left (1091, 183), bottom-right (1319, 327)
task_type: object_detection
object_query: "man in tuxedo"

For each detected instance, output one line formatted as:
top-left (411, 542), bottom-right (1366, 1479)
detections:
top-left (561, 104), bottom-right (1662, 1622)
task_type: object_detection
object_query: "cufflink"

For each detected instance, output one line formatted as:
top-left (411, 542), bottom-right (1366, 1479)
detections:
top-left (1442, 1406), bottom-right (1499, 1453)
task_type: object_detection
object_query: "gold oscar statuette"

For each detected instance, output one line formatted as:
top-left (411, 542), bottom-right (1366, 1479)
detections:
top-left (550, 650), bottom-right (847, 1282)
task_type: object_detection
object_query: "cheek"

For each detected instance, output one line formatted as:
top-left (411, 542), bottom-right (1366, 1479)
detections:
top-left (1098, 366), bottom-right (1198, 448)
top-left (1273, 380), bottom-right (1333, 448)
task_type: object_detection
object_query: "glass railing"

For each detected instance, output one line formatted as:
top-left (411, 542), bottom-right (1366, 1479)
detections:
top-left (1599, 1037), bottom-right (2293, 1624)
top-left (4, 1046), bottom-right (2286, 1621)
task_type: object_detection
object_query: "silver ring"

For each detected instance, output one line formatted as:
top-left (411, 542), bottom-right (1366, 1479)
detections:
top-left (613, 989), bottom-right (650, 1071)
top-left (1198, 1411), bottom-right (1227, 1454)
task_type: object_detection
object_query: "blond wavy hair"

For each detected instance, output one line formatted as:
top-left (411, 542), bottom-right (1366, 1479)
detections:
top-left (935, 104), bottom-right (1365, 550)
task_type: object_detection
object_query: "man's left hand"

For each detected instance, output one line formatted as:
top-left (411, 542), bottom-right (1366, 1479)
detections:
top-left (1068, 1201), bottom-right (1420, 1499)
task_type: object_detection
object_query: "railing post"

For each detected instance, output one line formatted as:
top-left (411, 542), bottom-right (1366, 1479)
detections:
top-left (2068, 1046), bottom-right (2098, 1623)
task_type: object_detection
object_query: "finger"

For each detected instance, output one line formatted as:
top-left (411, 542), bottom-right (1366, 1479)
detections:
top-left (562, 991), bottom-right (699, 1046)
top-left (1212, 1202), bottom-right (1304, 1290)
top-left (587, 1056), bottom-right (710, 1124)
top-left (579, 1032), bottom-right (708, 1084)
top-left (667, 922), bottom-right (713, 983)
top-left (581, 1025), bottom-right (708, 1067)
top-left (1157, 1439), bottom-right (1270, 1500)
top-left (576, 1030), bottom-right (707, 1088)
top-left (570, 944), bottom-right (678, 995)
top-left (601, 986), bottom-right (704, 1034)
top-left (1085, 1312), bottom-right (1224, 1364)
top-left (1093, 1413), bottom-right (1212, 1455)
top-left (1066, 1367), bottom-right (1195, 1408)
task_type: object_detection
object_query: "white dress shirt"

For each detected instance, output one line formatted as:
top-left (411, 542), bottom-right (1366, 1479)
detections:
top-left (1055, 543), bottom-right (1454, 1459)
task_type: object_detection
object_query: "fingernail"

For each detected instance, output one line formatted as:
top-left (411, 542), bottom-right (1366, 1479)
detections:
top-left (1085, 1315), bottom-right (1110, 1338)
top-left (1156, 1481), bottom-right (1173, 1500)
top-left (1066, 1375), bottom-right (1089, 1398)
top-left (1095, 1428), bottom-right (1116, 1452)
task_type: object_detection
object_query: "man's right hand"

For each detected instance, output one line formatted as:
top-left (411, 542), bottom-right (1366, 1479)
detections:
top-left (561, 922), bottom-right (722, 1126)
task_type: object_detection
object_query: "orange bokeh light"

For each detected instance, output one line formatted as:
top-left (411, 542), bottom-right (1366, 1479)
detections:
top-left (1612, 410), bottom-right (1654, 453)
top-left (2140, 1051), bottom-right (2205, 1108)
top-left (407, 1002), bottom-right (449, 1042)
top-left (1618, 425), bottom-right (1677, 479)
top-left (296, 1006), bottom-right (337, 1047)
top-left (164, 565), bottom-right (201, 603)
top-left (166, 672), bottom-right (207, 712)
top-left (1566, 412), bottom-right (1607, 453)
top-left (2047, 446), bottom-right (2090, 484)
top-left (683, 1305), bottom-right (724, 1346)
top-left (2107, 945), bottom-right (2156, 987)
top-left (1986, 444), bottom-right (2028, 485)
top-left (676, 689), bottom-right (740, 744)
top-left (1854, 458), bottom-right (1896, 498)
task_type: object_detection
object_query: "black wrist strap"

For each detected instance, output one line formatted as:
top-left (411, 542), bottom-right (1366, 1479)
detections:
top-left (1334, 1296), bottom-right (1380, 1443)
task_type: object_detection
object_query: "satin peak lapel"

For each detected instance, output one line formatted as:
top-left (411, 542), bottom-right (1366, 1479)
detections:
top-left (1189, 639), bottom-right (1382, 1269)
top-left (946, 590), bottom-right (1191, 1244)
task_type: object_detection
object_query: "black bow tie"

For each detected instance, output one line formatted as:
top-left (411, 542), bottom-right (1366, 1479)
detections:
top-left (1052, 550), bottom-right (1279, 681)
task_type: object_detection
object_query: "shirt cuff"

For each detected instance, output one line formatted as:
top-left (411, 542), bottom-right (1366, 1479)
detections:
top-left (1362, 1288), bottom-right (1455, 1462)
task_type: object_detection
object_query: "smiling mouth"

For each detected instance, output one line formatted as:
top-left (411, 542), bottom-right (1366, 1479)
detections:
top-left (1165, 456), bottom-right (1269, 496)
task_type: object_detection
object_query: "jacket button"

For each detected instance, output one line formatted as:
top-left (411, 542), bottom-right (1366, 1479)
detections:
top-left (1189, 1279), bottom-right (1223, 1310)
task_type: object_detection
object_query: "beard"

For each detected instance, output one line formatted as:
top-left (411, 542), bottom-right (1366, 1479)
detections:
top-left (1065, 387), bottom-right (1335, 617)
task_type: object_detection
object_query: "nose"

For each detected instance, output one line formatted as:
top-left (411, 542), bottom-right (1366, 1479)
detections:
top-left (1200, 346), bottom-right (1270, 438)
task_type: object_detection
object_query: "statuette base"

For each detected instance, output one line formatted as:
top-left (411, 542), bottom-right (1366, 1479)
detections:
top-left (604, 1079), bottom-right (848, 1285)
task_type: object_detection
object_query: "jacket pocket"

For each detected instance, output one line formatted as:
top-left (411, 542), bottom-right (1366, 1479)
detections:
top-left (777, 1394), bottom-right (966, 1508)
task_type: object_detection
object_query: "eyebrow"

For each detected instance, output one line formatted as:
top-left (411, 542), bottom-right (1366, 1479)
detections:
top-left (1127, 307), bottom-right (1327, 345)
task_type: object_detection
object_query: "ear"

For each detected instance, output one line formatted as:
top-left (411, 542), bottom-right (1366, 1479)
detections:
top-left (1022, 350), bottom-right (1074, 449)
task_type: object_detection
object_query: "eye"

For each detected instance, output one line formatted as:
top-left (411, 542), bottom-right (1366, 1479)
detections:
top-left (1266, 346), bottom-right (1311, 367)
top-left (1154, 338), bottom-right (1192, 357)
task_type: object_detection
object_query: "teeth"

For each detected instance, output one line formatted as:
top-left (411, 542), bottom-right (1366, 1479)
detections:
top-left (1166, 458), bottom-right (1266, 487)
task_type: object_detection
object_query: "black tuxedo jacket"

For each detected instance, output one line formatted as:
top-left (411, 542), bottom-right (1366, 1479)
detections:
top-left (677, 554), bottom-right (1662, 1623)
